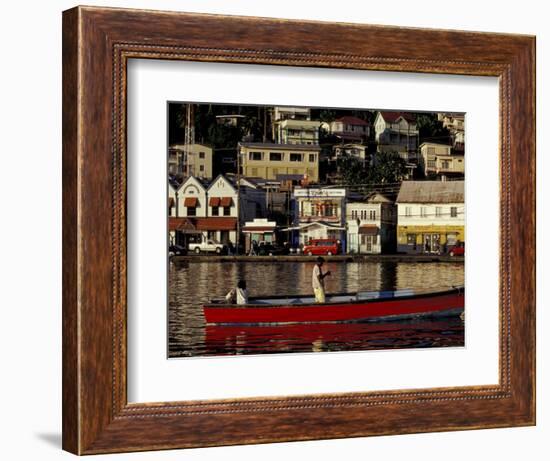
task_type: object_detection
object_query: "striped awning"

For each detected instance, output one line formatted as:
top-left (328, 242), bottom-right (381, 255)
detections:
top-left (359, 225), bottom-right (378, 235)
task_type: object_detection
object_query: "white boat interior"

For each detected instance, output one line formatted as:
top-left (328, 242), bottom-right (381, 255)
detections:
top-left (249, 289), bottom-right (419, 305)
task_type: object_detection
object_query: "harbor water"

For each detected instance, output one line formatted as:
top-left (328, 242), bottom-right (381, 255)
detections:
top-left (168, 260), bottom-right (465, 358)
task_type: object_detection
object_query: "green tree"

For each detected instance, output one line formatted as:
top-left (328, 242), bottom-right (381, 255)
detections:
top-left (337, 156), bottom-right (369, 186)
top-left (369, 151), bottom-right (408, 184)
top-left (416, 113), bottom-right (451, 144)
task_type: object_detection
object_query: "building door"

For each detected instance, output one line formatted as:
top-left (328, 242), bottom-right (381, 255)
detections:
top-left (423, 234), bottom-right (441, 254)
top-left (361, 235), bottom-right (376, 253)
top-left (220, 230), bottom-right (230, 244)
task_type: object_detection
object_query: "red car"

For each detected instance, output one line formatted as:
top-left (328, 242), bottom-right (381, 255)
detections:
top-left (302, 239), bottom-right (340, 256)
top-left (448, 242), bottom-right (465, 257)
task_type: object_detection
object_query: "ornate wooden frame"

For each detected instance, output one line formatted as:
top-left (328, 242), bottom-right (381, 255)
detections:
top-left (62, 6), bottom-right (536, 454)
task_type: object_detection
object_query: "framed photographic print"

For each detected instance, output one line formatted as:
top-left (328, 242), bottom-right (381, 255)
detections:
top-left (62, 6), bottom-right (535, 454)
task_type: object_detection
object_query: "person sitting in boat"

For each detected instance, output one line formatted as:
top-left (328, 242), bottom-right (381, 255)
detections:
top-left (312, 257), bottom-right (331, 303)
top-left (225, 280), bottom-right (248, 305)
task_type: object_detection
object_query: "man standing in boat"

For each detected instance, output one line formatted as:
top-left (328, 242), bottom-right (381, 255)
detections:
top-left (312, 256), bottom-right (331, 303)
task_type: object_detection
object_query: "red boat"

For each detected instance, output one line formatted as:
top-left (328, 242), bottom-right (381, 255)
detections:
top-left (203, 286), bottom-right (464, 325)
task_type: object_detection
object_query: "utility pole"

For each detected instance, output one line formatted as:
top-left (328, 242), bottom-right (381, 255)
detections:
top-left (236, 144), bottom-right (241, 255)
top-left (184, 104), bottom-right (195, 177)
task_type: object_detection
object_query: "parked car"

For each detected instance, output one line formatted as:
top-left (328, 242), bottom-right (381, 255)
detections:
top-left (168, 244), bottom-right (187, 257)
top-left (448, 242), bottom-right (465, 257)
top-left (257, 243), bottom-right (289, 256)
top-left (188, 239), bottom-right (226, 254)
top-left (302, 239), bottom-right (340, 256)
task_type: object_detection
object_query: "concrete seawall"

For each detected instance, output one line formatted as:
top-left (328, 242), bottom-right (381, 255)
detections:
top-left (171, 254), bottom-right (464, 264)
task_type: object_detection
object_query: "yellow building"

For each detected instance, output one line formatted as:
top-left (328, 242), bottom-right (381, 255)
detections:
top-left (239, 142), bottom-right (320, 182)
top-left (396, 181), bottom-right (465, 254)
top-left (168, 143), bottom-right (213, 179)
top-left (419, 142), bottom-right (464, 179)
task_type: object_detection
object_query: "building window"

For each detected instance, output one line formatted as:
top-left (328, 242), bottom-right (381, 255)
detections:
top-left (405, 207), bottom-right (412, 217)
top-left (290, 153), bottom-right (303, 162)
top-left (407, 234), bottom-right (416, 246)
top-left (427, 147), bottom-right (435, 154)
top-left (369, 210), bottom-right (376, 220)
top-left (351, 210), bottom-right (358, 219)
top-left (223, 206), bottom-right (231, 216)
top-left (450, 206), bottom-right (458, 217)
top-left (309, 154), bottom-right (316, 162)
top-left (269, 152), bottom-right (282, 161)
top-left (187, 207), bottom-right (196, 216)
top-left (435, 206), bottom-right (442, 217)
top-left (199, 165), bottom-right (204, 172)
top-left (212, 206), bottom-right (219, 216)
top-left (420, 207), bottom-right (427, 217)
top-left (441, 160), bottom-right (451, 169)
top-left (321, 203), bottom-right (338, 217)
top-left (249, 152), bottom-right (262, 161)
top-left (199, 152), bottom-right (205, 159)
top-left (427, 159), bottom-right (436, 168)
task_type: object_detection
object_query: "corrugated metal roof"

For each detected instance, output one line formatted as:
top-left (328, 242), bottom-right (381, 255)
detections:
top-left (396, 181), bottom-right (464, 204)
top-left (239, 142), bottom-right (321, 151)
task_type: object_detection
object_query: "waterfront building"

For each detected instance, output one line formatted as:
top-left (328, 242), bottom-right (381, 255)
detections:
top-left (374, 111), bottom-right (419, 163)
top-left (286, 188), bottom-right (348, 250)
top-left (396, 180), bottom-right (464, 254)
top-left (242, 218), bottom-right (278, 253)
top-left (168, 175), bottom-right (266, 248)
top-left (168, 143), bottom-right (213, 179)
top-left (239, 142), bottom-right (321, 182)
top-left (168, 176), bottom-right (208, 247)
top-left (419, 142), bottom-right (465, 179)
top-left (168, 183), bottom-right (177, 217)
top-left (346, 193), bottom-right (396, 254)
top-left (327, 116), bottom-right (370, 143)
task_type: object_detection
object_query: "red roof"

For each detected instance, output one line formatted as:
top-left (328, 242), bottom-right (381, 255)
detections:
top-left (194, 217), bottom-right (237, 231)
top-left (168, 217), bottom-right (198, 232)
top-left (335, 116), bottom-right (369, 126)
top-left (169, 217), bottom-right (237, 231)
top-left (378, 111), bottom-right (416, 123)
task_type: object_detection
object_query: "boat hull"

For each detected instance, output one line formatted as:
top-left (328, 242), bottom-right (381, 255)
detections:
top-left (204, 290), bottom-right (464, 325)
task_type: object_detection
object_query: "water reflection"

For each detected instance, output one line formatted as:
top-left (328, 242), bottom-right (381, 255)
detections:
top-left (168, 261), bottom-right (464, 358)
